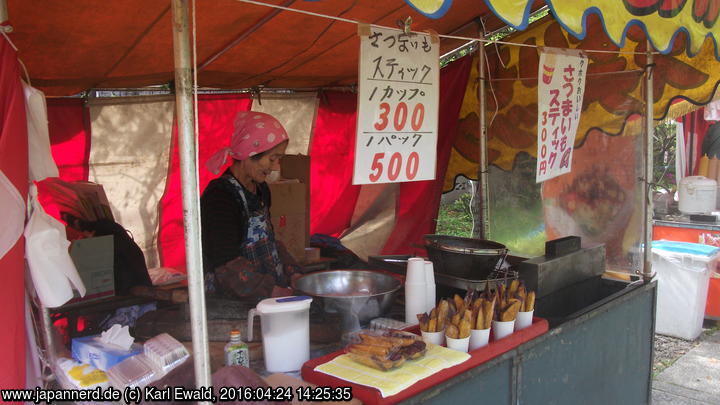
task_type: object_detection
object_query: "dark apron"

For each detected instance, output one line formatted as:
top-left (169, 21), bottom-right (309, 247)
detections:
top-left (207, 174), bottom-right (288, 298)
top-left (225, 174), bottom-right (287, 287)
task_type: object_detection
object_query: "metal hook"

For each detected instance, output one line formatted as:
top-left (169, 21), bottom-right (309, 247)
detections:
top-left (397, 16), bottom-right (413, 36)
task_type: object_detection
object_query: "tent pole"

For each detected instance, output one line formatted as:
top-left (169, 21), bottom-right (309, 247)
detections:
top-left (477, 27), bottom-right (489, 239)
top-left (170, 0), bottom-right (212, 391)
top-left (642, 41), bottom-right (654, 282)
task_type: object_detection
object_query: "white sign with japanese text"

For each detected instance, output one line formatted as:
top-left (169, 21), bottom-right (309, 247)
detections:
top-left (353, 26), bottom-right (439, 185)
top-left (536, 49), bottom-right (587, 183)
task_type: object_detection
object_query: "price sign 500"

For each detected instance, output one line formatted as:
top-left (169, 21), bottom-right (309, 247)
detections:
top-left (374, 102), bottom-right (425, 131)
top-left (368, 151), bottom-right (420, 182)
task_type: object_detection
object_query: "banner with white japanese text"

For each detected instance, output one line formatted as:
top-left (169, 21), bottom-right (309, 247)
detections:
top-left (536, 48), bottom-right (587, 183)
top-left (354, 25), bottom-right (439, 185)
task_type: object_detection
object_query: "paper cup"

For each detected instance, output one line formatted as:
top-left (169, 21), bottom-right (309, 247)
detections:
top-left (469, 328), bottom-right (490, 350)
top-left (424, 261), bottom-right (436, 313)
top-left (421, 330), bottom-right (445, 346)
top-left (445, 336), bottom-right (470, 353)
top-left (404, 282), bottom-right (426, 324)
top-left (406, 257), bottom-right (426, 284)
top-left (492, 320), bottom-right (515, 341)
top-left (515, 310), bottom-right (534, 331)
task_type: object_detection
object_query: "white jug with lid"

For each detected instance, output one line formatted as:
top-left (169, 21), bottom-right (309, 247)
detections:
top-left (247, 295), bottom-right (312, 372)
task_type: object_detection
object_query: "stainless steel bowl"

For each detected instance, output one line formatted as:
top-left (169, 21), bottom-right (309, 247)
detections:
top-left (295, 270), bottom-right (402, 330)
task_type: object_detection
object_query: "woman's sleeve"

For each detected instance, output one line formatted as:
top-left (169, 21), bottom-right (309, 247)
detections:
top-left (201, 185), bottom-right (244, 271)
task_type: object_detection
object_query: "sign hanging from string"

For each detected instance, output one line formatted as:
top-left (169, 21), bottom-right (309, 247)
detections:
top-left (353, 25), bottom-right (439, 185)
top-left (536, 48), bottom-right (588, 183)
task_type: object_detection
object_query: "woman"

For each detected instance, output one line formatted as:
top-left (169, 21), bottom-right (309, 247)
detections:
top-left (201, 111), bottom-right (300, 300)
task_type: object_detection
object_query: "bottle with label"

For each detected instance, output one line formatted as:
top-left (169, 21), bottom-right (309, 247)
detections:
top-left (224, 329), bottom-right (249, 367)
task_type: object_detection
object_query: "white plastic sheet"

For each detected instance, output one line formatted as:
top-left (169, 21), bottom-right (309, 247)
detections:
top-left (0, 169), bottom-right (24, 260)
top-left (25, 185), bottom-right (86, 308)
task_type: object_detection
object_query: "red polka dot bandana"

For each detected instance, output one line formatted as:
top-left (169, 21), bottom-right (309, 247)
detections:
top-left (206, 111), bottom-right (289, 174)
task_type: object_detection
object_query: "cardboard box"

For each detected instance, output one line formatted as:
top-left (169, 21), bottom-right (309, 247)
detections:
top-left (71, 335), bottom-right (142, 371)
top-left (270, 155), bottom-right (310, 261)
top-left (69, 235), bottom-right (115, 301)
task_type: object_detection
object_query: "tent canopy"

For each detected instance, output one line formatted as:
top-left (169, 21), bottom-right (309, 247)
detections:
top-left (7, 0), bottom-right (545, 96)
top-left (8, 1), bottom-right (720, 97)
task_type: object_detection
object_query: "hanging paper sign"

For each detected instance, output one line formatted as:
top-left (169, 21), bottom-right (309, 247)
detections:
top-left (536, 49), bottom-right (587, 183)
top-left (353, 25), bottom-right (439, 185)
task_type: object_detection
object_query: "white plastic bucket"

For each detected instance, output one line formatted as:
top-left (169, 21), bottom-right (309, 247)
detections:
top-left (678, 176), bottom-right (717, 214)
top-left (652, 241), bottom-right (718, 340)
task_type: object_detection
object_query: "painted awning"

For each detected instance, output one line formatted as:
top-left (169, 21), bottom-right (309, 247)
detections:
top-left (480, 0), bottom-right (720, 58)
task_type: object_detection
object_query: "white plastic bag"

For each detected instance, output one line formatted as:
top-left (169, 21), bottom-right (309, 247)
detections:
top-left (0, 169), bottom-right (25, 260)
top-left (24, 83), bottom-right (58, 182)
top-left (25, 185), bottom-right (85, 308)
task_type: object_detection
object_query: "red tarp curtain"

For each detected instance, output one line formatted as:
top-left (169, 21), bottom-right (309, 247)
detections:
top-left (310, 91), bottom-right (362, 237)
top-left (382, 55), bottom-right (472, 254)
top-left (47, 98), bottom-right (91, 182)
top-left (45, 56), bottom-right (473, 268)
top-left (0, 37), bottom-right (28, 393)
top-left (680, 107), bottom-right (712, 176)
top-left (158, 94), bottom-right (253, 270)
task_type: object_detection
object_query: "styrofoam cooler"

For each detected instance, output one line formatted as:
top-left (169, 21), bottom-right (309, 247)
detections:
top-left (652, 241), bottom-right (718, 340)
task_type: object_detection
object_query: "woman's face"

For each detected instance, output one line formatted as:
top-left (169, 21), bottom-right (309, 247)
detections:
top-left (241, 141), bottom-right (288, 183)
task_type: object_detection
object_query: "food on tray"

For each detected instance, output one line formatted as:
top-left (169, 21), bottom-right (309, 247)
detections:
top-left (347, 352), bottom-right (405, 371)
top-left (491, 280), bottom-right (535, 322)
top-left (345, 329), bottom-right (426, 371)
top-left (417, 281), bottom-right (536, 336)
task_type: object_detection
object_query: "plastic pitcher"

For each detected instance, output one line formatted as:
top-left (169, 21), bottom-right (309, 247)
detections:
top-left (247, 296), bottom-right (312, 372)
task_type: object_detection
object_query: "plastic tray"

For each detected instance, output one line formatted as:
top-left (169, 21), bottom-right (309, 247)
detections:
top-left (301, 317), bottom-right (549, 405)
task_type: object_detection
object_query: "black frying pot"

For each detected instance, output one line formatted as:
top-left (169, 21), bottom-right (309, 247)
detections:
top-left (423, 234), bottom-right (507, 280)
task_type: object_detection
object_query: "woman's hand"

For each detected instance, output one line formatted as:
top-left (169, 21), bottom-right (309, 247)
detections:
top-left (271, 285), bottom-right (293, 298)
top-left (290, 272), bottom-right (303, 289)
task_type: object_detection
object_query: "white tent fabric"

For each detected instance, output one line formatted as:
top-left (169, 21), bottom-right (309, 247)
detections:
top-left (24, 83), bottom-right (58, 182)
top-left (251, 93), bottom-right (317, 156)
top-left (88, 99), bottom-right (174, 268)
top-left (704, 99), bottom-right (720, 121)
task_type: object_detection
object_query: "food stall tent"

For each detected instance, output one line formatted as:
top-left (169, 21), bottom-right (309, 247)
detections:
top-left (2, 0), bottom-right (720, 399)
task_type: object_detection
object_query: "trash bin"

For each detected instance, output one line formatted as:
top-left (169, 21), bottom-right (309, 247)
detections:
top-left (652, 241), bottom-right (718, 340)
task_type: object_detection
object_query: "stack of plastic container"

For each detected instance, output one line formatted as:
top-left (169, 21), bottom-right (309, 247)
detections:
top-left (107, 333), bottom-right (189, 388)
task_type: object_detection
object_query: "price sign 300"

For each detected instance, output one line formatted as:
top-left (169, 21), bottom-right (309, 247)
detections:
top-left (374, 102), bottom-right (425, 131)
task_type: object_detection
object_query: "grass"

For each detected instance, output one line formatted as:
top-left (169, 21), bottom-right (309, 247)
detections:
top-left (435, 194), bottom-right (474, 237)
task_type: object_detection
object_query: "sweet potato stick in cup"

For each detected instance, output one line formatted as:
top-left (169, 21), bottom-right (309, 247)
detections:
top-left (451, 312), bottom-right (461, 328)
top-left (482, 298), bottom-right (495, 329)
top-left (525, 291), bottom-right (536, 312)
top-left (453, 294), bottom-right (465, 314)
top-left (501, 300), bottom-right (521, 322)
top-left (417, 313), bottom-right (429, 332)
top-left (437, 299), bottom-right (449, 331)
top-left (508, 279), bottom-right (519, 297)
top-left (459, 318), bottom-right (471, 339)
top-left (428, 316), bottom-right (437, 333)
top-left (445, 324), bottom-right (459, 339)
top-left (475, 301), bottom-right (485, 330)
